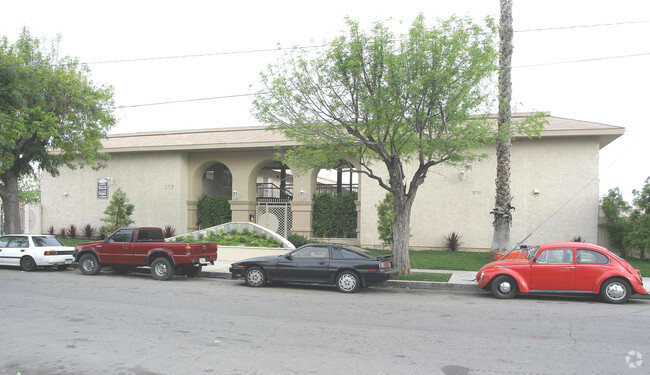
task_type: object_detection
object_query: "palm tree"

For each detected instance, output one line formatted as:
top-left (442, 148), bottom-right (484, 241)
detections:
top-left (491, 0), bottom-right (514, 259)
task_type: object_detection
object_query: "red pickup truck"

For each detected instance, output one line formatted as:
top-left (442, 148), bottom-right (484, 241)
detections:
top-left (74, 227), bottom-right (217, 280)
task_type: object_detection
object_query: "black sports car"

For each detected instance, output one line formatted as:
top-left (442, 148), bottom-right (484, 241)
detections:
top-left (230, 243), bottom-right (397, 293)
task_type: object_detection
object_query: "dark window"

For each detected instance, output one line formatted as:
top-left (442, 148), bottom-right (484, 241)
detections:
top-left (576, 249), bottom-right (610, 264)
top-left (7, 236), bottom-right (29, 248)
top-left (108, 229), bottom-right (135, 243)
top-left (332, 247), bottom-right (368, 259)
top-left (0, 236), bottom-right (10, 247)
top-left (32, 236), bottom-right (64, 247)
top-left (292, 246), bottom-right (329, 259)
top-left (136, 229), bottom-right (164, 242)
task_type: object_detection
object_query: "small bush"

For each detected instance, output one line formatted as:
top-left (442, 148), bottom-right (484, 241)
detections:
top-left (572, 236), bottom-right (585, 243)
top-left (99, 226), bottom-right (109, 240)
top-left (82, 224), bottom-right (96, 239)
top-left (67, 224), bottom-right (78, 238)
top-left (288, 233), bottom-right (308, 247)
top-left (47, 226), bottom-right (55, 235)
top-left (444, 232), bottom-right (463, 252)
top-left (163, 225), bottom-right (176, 238)
top-left (59, 228), bottom-right (66, 238)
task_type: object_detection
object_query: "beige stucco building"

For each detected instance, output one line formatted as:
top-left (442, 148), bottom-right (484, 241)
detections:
top-left (40, 113), bottom-right (623, 250)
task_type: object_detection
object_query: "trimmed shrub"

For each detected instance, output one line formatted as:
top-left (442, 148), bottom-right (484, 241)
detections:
top-left (312, 192), bottom-right (357, 238)
top-left (197, 195), bottom-right (232, 228)
top-left (288, 233), bottom-right (308, 247)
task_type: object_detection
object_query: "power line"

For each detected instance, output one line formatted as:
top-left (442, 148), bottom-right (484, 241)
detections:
top-left (85, 44), bottom-right (326, 65)
top-left (514, 19), bottom-right (650, 33)
top-left (114, 93), bottom-right (258, 109)
top-left (514, 52), bottom-right (650, 69)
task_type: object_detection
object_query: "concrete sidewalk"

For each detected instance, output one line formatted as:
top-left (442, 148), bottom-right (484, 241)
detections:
top-left (204, 246), bottom-right (650, 294)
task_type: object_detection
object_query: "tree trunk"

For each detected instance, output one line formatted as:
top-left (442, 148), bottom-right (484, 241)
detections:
top-left (392, 192), bottom-right (413, 276)
top-left (0, 168), bottom-right (23, 234)
top-left (491, 0), bottom-right (514, 260)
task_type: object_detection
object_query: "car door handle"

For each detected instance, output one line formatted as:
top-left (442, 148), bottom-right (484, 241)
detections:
top-left (21, 249), bottom-right (25, 252)
top-left (122, 245), bottom-right (127, 249)
top-left (565, 266), bottom-right (575, 269)
top-left (319, 261), bottom-right (326, 265)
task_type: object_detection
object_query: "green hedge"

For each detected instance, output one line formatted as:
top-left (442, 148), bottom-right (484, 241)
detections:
top-left (312, 192), bottom-right (357, 238)
top-left (197, 195), bottom-right (231, 228)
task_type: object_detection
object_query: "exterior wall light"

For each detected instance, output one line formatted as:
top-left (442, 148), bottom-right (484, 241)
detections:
top-left (300, 190), bottom-right (307, 200)
top-left (460, 170), bottom-right (466, 181)
top-left (232, 190), bottom-right (239, 200)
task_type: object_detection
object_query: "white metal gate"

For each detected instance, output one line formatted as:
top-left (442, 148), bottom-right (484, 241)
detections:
top-left (256, 203), bottom-right (292, 238)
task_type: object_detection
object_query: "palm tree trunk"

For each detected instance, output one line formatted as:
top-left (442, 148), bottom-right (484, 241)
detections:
top-left (491, 0), bottom-right (514, 259)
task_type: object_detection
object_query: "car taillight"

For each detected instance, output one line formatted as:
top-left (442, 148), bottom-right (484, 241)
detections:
top-left (185, 245), bottom-right (192, 255)
top-left (380, 261), bottom-right (391, 269)
top-left (44, 251), bottom-right (58, 256)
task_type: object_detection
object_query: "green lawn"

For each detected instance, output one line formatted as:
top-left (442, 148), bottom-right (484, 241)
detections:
top-left (370, 249), bottom-right (490, 271)
top-left (59, 238), bottom-right (92, 246)
top-left (625, 258), bottom-right (650, 276)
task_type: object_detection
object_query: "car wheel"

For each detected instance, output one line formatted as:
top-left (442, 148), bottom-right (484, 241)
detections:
top-left (600, 278), bottom-right (631, 304)
top-left (490, 275), bottom-right (518, 299)
top-left (151, 258), bottom-right (174, 280)
top-left (336, 271), bottom-right (360, 293)
top-left (20, 256), bottom-right (37, 272)
top-left (79, 254), bottom-right (101, 275)
top-left (244, 266), bottom-right (266, 287)
top-left (185, 264), bottom-right (202, 278)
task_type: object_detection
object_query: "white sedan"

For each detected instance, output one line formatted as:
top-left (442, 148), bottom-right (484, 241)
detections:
top-left (0, 234), bottom-right (75, 271)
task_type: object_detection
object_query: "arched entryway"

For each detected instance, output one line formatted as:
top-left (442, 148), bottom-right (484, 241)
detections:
top-left (202, 162), bottom-right (232, 198)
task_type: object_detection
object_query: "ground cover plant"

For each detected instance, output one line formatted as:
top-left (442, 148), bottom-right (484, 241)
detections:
top-left (175, 229), bottom-right (283, 248)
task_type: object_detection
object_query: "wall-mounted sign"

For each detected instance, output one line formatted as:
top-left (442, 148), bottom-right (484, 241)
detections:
top-left (97, 179), bottom-right (109, 199)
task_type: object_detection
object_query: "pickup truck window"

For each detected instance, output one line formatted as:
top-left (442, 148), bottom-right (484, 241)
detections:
top-left (108, 229), bottom-right (135, 243)
top-left (136, 229), bottom-right (164, 242)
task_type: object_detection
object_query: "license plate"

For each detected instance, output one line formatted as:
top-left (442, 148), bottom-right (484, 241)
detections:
top-left (65, 259), bottom-right (73, 264)
top-left (199, 258), bottom-right (206, 263)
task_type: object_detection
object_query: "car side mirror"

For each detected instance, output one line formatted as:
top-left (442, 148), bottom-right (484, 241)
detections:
top-left (104, 238), bottom-right (110, 243)
top-left (285, 255), bottom-right (293, 261)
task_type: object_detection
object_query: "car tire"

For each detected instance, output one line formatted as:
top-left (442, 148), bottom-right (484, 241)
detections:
top-left (600, 278), bottom-right (631, 304)
top-left (184, 264), bottom-right (202, 278)
top-left (244, 266), bottom-right (266, 287)
top-left (20, 256), bottom-right (37, 272)
top-left (490, 275), bottom-right (518, 299)
top-left (79, 254), bottom-right (101, 275)
top-left (336, 271), bottom-right (360, 293)
top-left (150, 258), bottom-right (174, 280)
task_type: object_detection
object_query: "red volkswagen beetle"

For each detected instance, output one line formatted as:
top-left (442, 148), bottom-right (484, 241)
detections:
top-left (477, 242), bottom-right (647, 303)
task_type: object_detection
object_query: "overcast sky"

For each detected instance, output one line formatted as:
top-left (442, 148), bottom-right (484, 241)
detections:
top-left (2, 0), bottom-right (649, 201)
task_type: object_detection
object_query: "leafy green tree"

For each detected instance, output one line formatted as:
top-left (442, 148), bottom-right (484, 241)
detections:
top-left (0, 28), bottom-right (115, 234)
top-left (101, 188), bottom-right (135, 233)
top-left (600, 188), bottom-right (631, 257)
top-left (376, 192), bottom-right (395, 247)
top-left (19, 173), bottom-right (41, 205)
top-left (253, 15), bottom-right (506, 275)
top-left (629, 177), bottom-right (649, 259)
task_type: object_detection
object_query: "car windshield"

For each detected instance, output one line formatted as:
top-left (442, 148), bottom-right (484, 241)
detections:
top-left (527, 246), bottom-right (540, 260)
top-left (32, 236), bottom-right (64, 247)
